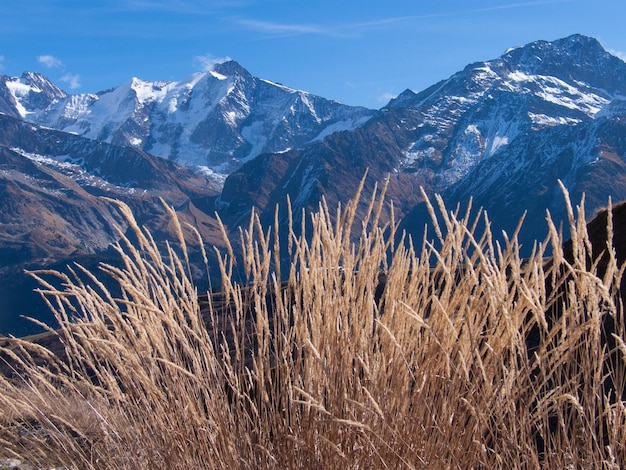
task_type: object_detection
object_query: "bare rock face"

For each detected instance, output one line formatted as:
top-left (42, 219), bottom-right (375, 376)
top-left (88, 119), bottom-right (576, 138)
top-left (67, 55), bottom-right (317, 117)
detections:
top-left (563, 200), bottom-right (626, 274)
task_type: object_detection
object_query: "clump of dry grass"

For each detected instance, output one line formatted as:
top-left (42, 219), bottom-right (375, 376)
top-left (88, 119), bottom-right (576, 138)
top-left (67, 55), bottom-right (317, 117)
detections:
top-left (0, 179), bottom-right (625, 469)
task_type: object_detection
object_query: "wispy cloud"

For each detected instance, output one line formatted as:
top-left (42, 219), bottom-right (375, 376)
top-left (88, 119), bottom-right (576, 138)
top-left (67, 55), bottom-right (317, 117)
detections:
top-left (236, 18), bottom-right (334, 36)
top-left (377, 92), bottom-right (398, 105)
top-left (608, 48), bottom-right (626, 63)
top-left (194, 53), bottom-right (232, 71)
top-left (37, 54), bottom-right (63, 68)
top-left (61, 73), bottom-right (81, 90)
top-left (474, 0), bottom-right (574, 13)
top-left (0, 55), bottom-right (4, 71)
top-left (236, 16), bottom-right (432, 38)
top-left (237, 0), bottom-right (574, 38)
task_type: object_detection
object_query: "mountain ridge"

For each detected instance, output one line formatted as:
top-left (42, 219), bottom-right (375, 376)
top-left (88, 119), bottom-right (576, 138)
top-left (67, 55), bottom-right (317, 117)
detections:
top-left (1, 61), bottom-right (375, 180)
top-left (216, 34), bottom-right (626, 251)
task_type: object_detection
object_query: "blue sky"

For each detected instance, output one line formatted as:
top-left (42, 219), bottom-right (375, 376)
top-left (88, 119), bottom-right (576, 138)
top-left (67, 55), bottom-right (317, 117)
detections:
top-left (1, 0), bottom-right (625, 109)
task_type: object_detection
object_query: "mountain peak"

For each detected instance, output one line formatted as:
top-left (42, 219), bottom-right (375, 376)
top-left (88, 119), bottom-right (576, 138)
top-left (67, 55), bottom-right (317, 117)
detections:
top-left (502, 33), bottom-right (602, 57)
top-left (211, 60), bottom-right (250, 78)
top-left (19, 71), bottom-right (67, 99)
top-left (21, 70), bottom-right (49, 82)
top-left (0, 71), bottom-right (67, 117)
top-left (385, 88), bottom-right (418, 108)
top-left (499, 34), bottom-right (615, 74)
top-left (3, 58), bottom-right (374, 177)
top-left (552, 33), bottom-right (604, 52)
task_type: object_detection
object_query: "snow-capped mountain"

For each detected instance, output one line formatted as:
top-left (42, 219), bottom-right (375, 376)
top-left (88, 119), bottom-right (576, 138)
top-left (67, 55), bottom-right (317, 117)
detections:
top-left (386, 33), bottom-right (626, 191)
top-left (217, 35), bottom-right (626, 250)
top-left (0, 71), bottom-right (67, 117)
top-left (2, 61), bottom-right (374, 179)
top-left (399, 112), bottom-right (626, 251)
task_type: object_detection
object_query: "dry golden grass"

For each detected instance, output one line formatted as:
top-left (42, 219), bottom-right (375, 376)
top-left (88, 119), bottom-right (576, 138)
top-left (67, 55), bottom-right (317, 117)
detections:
top-left (0, 178), bottom-right (625, 469)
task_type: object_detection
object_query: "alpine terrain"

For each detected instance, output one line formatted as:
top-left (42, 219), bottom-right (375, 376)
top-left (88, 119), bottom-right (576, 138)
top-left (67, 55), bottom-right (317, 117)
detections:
top-left (1, 33), bottom-right (626, 334)
top-left (217, 34), bottom-right (626, 251)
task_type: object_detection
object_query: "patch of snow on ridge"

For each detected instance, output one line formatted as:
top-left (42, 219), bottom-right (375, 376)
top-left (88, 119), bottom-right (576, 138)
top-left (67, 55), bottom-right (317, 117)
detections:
top-left (535, 80), bottom-right (608, 115)
top-left (402, 146), bottom-right (437, 167)
top-left (5, 79), bottom-right (36, 96)
top-left (300, 93), bottom-right (320, 123)
top-left (471, 64), bottom-right (499, 87)
top-left (480, 115), bottom-right (521, 157)
top-left (130, 77), bottom-right (169, 105)
top-left (437, 125), bottom-right (485, 189)
top-left (311, 115), bottom-right (373, 142)
top-left (11, 147), bottom-right (76, 170)
top-left (489, 135), bottom-right (508, 156)
top-left (210, 70), bottom-right (228, 80)
top-left (507, 71), bottom-right (533, 83)
top-left (528, 112), bottom-right (582, 127)
top-left (59, 94), bottom-right (98, 120)
top-left (196, 165), bottom-right (227, 186)
top-left (294, 164), bottom-right (318, 207)
top-left (10, 147), bottom-right (137, 192)
top-left (504, 45), bottom-right (523, 54)
top-left (506, 71), bottom-right (610, 117)
top-left (241, 120), bottom-right (268, 161)
top-left (259, 78), bottom-right (297, 94)
top-left (5, 79), bottom-right (36, 117)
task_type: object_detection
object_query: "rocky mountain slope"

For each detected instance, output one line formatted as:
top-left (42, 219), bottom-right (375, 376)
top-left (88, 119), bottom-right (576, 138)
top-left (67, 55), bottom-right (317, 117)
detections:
top-left (217, 34), bottom-right (626, 251)
top-left (1, 62), bottom-right (374, 178)
top-left (432, 112), bottom-right (626, 246)
top-left (0, 114), bottom-right (224, 336)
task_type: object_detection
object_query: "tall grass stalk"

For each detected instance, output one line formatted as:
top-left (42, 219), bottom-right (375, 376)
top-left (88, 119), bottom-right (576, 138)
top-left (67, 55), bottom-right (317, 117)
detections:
top-left (0, 179), bottom-right (625, 468)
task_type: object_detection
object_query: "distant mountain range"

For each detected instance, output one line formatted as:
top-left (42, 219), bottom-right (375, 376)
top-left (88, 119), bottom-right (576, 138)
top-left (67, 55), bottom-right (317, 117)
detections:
top-left (2, 62), bottom-right (374, 179)
top-left (1, 33), bottom-right (626, 335)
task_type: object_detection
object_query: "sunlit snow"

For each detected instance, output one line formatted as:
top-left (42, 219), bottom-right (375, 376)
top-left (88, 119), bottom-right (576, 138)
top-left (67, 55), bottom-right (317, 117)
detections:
top-left (9, 147), bottom-right (137, 193)
top-left (5, 79), bottom-right (39, 117)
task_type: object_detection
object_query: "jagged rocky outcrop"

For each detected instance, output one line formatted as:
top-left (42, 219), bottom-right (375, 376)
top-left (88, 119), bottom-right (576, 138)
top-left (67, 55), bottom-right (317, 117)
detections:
top-left (0, 71), bottom-right (67, 117)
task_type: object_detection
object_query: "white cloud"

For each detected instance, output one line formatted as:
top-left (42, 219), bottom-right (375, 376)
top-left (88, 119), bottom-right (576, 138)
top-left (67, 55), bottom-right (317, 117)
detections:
top-left (377, 92), bottom-right (398, 104)
top-left (37, 55), bottom-right (63, 68)
top-left (61, 73), bottom-right (81, 90)
top-left (608, 48), bottom-right (626, 63)
top-left (194, 53), bottom-right (231, 72)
